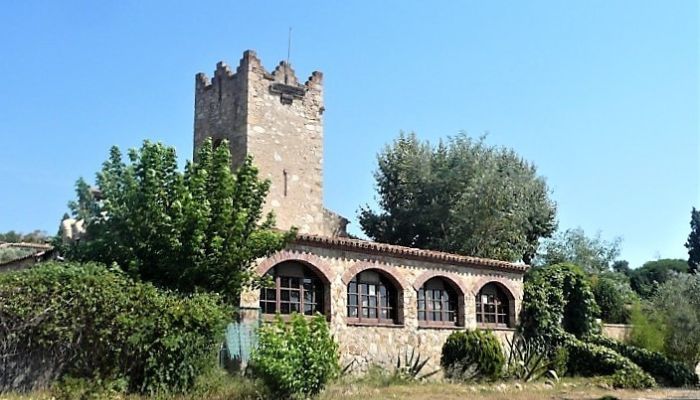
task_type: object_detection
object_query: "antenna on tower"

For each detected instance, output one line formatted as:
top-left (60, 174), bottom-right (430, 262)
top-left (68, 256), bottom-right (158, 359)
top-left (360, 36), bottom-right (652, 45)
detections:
top-left (287, 27), bottom-right (292, 66)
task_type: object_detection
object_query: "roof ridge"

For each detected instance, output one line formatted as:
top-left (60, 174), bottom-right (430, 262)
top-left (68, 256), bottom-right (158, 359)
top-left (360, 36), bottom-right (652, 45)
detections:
top-left (293, 233), bottom-right (528, 273)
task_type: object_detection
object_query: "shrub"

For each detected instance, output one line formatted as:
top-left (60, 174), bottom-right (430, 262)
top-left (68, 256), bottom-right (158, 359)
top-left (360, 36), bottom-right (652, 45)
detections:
top-left (440, 330), bottom-right (505, 381)
top-left (250, 313), bottom-right (339, 398)
top-left (562, 335), bottom-right (655, 388)
top-left (504, 335), bottom-right (564, 382)
top-left (392, 348), bottom-right (439, 382)
top-left (519, 263), bottom-right (600, 343)
top-left (0, 262), bottom-right (229, 394)
top-left (590, 335), bottom-right (698, 387)
top-left (628, 302), bottom-right (666, 353)
top-left (590, 274), bottom-right (632, 324)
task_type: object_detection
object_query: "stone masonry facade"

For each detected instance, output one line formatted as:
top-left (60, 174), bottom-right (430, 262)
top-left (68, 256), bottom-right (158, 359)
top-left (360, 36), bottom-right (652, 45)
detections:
top-left (194, 51), bottom-right (347, 236)
top-left (195, 51), bottom-right (526, 372)
top-left (239, 233), bottom-right (525, 372)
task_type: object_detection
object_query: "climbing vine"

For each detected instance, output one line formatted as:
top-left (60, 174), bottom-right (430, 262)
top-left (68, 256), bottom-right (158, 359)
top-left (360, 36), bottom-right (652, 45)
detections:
top-left (519, 263), bottom-right (600, 342)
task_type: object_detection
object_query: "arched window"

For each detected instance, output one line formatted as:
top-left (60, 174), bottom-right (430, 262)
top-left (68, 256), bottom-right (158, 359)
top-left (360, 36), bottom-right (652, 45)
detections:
top-left (475, 282), bottom-right (513, 328)
top-left (417, 277), bottom-right (463, 327)
top-left (347, 269), bottom-right (399, 325)
top-left (260, 261), bottom-right (326, 316)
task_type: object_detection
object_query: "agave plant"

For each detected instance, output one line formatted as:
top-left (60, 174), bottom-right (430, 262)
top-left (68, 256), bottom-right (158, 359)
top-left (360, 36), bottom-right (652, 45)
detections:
top-left (505, 335), bottom-right (554, 382)
top-left (393, 347), bottom-right (440, 381)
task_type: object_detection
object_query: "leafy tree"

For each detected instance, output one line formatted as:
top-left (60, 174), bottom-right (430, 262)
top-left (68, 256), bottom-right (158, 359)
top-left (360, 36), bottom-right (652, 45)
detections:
top-left (652, 273), bottom-right (700, 367)
top-left (358, 132), bottom-right (556, 263)
top-left (612, 260), bottom-right (631, 275)
top-left (65, 139), bottom-right (293, 304)
top-left (629, 259), bottom-right (688, 298)
top-left (686, 207), bottom-right (700, 273)
top-left (590, 273), bottom-right (634, 324)
top-left (535, 227), bottom-right (621, 273)
top-left (0, 230), bottom-right (49, 243)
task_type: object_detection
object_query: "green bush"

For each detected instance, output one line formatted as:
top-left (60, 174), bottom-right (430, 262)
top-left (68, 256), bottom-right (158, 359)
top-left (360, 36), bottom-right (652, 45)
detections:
top-left (627, 302), bottom-right (666, 353)
top-left (0, 262), bottom-right (229, 394)
top-left (440, 330), bottom-right (505, 381)
top-left (591, 274), bottom-right (632, 324)
top-left (519, 263), bottom-right (600, 343)
top-left (590, 335), bottom-right (698, 387)
top-left (250, 313), bottom-right (339, 398)
top-left (562, 335), bottom-right (655, 388)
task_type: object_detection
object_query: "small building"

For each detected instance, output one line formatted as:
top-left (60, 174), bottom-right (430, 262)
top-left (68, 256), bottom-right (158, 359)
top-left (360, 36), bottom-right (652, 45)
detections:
top-left (194, 51), bottom-right (527, 370)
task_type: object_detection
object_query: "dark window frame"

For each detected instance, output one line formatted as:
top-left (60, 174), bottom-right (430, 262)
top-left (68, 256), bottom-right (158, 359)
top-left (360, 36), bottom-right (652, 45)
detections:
top-left (259, 263), bottom-right (326, 318)
top-left (417, 278), bottom-right (462, 327)
top-left (475, 283), bottom-right (512, 328)
top-left (347, 270), bottom-right (400, 326)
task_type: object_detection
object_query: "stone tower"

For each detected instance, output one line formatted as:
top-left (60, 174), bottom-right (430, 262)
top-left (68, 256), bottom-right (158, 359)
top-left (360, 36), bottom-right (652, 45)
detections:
top-left (194, 50), bottom-right (347, 236)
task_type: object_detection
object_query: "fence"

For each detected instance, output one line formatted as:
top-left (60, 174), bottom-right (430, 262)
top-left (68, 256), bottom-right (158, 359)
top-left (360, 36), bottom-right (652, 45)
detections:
top-left (221, 307), bottom-right (261, 370)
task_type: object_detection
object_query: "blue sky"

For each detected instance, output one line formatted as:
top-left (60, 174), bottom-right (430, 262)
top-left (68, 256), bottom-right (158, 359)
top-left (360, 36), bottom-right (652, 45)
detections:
top-left (0, 1), bottom-right (697, 267)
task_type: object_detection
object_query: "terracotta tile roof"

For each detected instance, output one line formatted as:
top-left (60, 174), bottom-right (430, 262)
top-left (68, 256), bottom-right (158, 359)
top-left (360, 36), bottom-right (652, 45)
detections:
top-left (293, 233), bottom-right (529, 273)
top-left (0, 243), bottom-right (55, 268)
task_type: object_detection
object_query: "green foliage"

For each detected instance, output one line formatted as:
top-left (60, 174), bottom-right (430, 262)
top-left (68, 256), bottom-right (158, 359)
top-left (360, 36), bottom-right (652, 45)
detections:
top-left (504, 335), bottom-right (558, 382)
top-left (628, 302), bottom-right (666, 354)
top-left (392, 348), bottom-right (439, 381)
top-left (440, 329), bottom-right (505, 381)
top-left (63, 139), bottom-right (293, 304)
top-left (0, 262), bottom-right (229, 394)
top-left (0, 247), bottom-right (35, 263)
top-left (590, 335), bottom-right (698, 387)
top-left (358, 132), bottom-right (556, 263)
top-left (535, 228), bottom-right (620, 273)
top-left (686, 207), bottom-right (700, 273)
top-left (519, 263), bottom-right (600, 342)
top-left (0, 230), bottom-right (49, 243)
top-left (590, 273), bottom-right (633, 324)
top-left (250, 313), bottom-right (339, 398)
top-left (652, 273), bottom-right (700, 367)
top-left (562, 335), bottom-right (655, 389)
top-left (628, 259), bottom-right (688, 298)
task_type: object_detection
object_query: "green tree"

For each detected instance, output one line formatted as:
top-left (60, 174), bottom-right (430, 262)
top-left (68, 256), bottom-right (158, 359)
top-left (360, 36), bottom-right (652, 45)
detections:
top-left (686, 207), bottom-right (700, 274)
top-left (535, 227), bottom-right (621, 273)
top-left (0, 230), bottom-right (49, 243)
top-left (590, 273), bottom-right (634, 324)
top-left (629, 259), bottom-right (688, 298)
top-left (652, 273), bottom-right (700, 367)
top-left (65, 139), bottom-right (293, 304)
top-left (358, 132), bottom-right (556, 263)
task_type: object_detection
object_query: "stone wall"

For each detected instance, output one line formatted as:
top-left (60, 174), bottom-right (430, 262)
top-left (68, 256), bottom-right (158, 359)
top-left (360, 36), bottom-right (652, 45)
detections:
top-left (601, 323), bottom-right (632, 342)
top-left (240, 240), bottom-right (525, 372)
top-left (194, 51), bottom-right (343, 236)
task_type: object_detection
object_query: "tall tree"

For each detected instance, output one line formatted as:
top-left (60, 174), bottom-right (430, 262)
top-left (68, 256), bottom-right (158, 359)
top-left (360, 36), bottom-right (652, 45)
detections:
top-left (358, 132), bottom-right (556, 263)
top-left (686, 207), bottom-right (700, 274)
top-left (535, 227), bottom-right (621, 273)
top-left (629, 258), bottom-right (689, 298)
top-left (65, 138), bottom-right (293, 304)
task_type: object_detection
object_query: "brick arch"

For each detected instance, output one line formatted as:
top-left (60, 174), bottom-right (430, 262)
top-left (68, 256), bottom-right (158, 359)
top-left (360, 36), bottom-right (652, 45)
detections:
top-left (256, 250), bottom-right (334, 285)
top-left (412, 270), bottom-right (469, 296)
top-left (470, 275), bottom-right (519, 300)
top-left (341, 261), bottom-right (409, 290)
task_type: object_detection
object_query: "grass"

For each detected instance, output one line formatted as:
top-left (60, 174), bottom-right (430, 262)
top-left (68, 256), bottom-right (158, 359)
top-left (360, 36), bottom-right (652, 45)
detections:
top-left (1, 375), bottom-right (698, 400)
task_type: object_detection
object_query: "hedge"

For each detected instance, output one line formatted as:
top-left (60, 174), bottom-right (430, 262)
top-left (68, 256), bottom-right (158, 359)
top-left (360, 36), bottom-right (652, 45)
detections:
top-left (0, 262), bottom-right (229, 394)
top-left (589, 335), bottom-right (698, 387)
top-left (562, 334), bottom-right (655, 389)
top-left (440, 329), bottom-right (505, 381)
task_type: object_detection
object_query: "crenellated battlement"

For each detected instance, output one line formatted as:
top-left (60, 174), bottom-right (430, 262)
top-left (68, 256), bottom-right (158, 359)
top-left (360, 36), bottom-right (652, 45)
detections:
top-left (193, 49), bottom-right (331, 235)
top-left (195, 50), bottom-right (322, 92)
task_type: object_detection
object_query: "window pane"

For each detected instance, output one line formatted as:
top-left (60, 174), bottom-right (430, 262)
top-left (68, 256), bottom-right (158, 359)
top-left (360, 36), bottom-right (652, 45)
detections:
top-left (382, 309), bottom-right (390, 320)
top-left (290, 290), bottom-right (299, 303)
top-left (349, 294), bottom-right (357, 306)
top-left (369, 308), bottom-right (377, 318)
top-left (418, 311), bottom-right (425, 320)
top-left (265, 302), bottom-right (276, 314)
top-left (290, 302), bottom-right (299, 313)
top-left (362, 307), bottom-right (369, 318)
top-left (281, 277), bottom-right (290, 287)
top-left (304, 304), bottom-right (313, 315)
top-left (369, 296), bottom-right (377, 307)
top-left (361, 284), bottom-right (369, 295)
top-left (281, 303), bottom-right (290, 314)
top-left (369, 285), bottom-right (376, 296)
top-left (348, 306), bottom-right (358, 317)
top-left (281, 290), bottom-right (290, 301)
top-left (304, 290), bottom-right (313, 303)
top-left (349, 281), bottom-right (357, 294)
